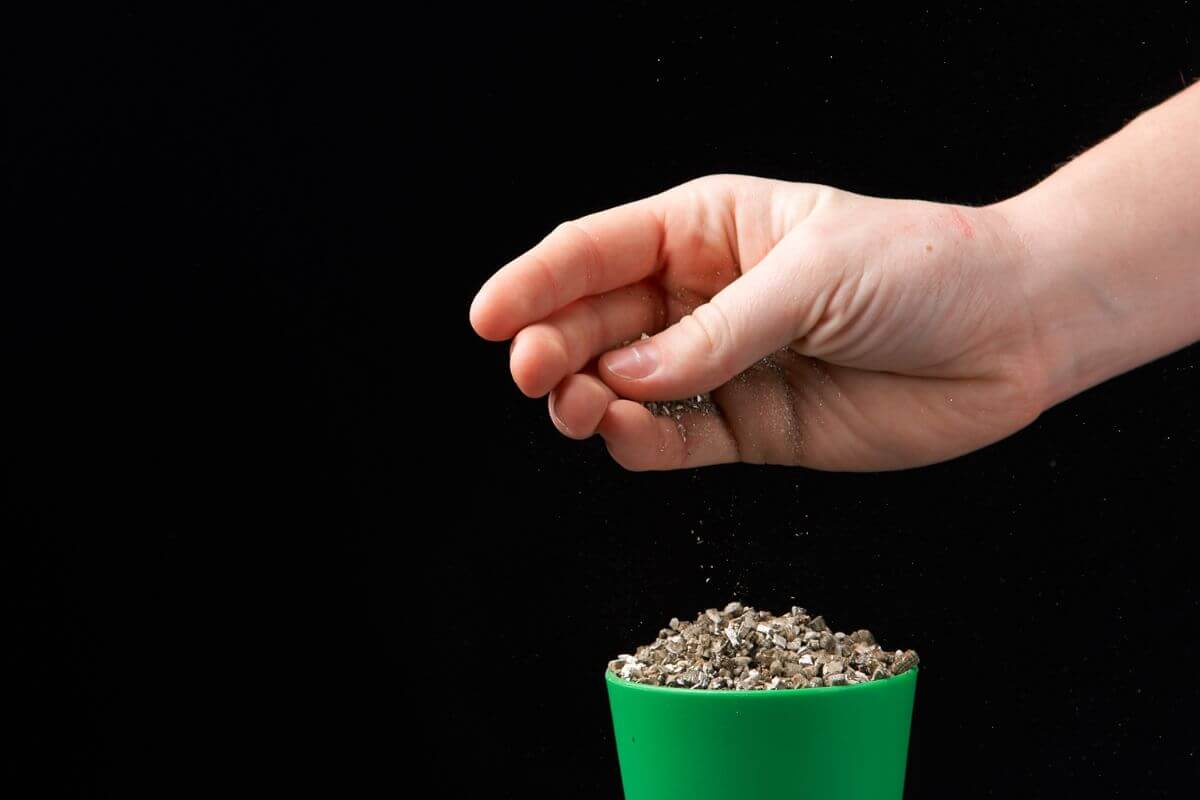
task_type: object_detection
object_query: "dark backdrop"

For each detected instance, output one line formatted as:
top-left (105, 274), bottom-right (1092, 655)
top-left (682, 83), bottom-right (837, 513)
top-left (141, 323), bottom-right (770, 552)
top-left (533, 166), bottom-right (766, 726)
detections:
top-left (7, 3), bottom-right (1200, 797)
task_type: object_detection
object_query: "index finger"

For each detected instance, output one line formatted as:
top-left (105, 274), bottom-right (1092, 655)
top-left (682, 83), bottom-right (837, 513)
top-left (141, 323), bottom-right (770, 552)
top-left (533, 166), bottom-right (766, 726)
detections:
top-left (469, 197), bottom-right (667, 341)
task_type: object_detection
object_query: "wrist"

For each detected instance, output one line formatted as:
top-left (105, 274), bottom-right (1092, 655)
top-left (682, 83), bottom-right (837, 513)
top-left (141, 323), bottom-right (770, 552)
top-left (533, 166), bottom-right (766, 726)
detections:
top-left (990, 87), bottom-right (1200, 410)
top-left (987, 186), bottom-right (1105, 411)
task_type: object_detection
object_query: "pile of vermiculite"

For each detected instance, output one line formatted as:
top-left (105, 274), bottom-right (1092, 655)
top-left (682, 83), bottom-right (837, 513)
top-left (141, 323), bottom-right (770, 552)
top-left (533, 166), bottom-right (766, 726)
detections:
top-left (608, 603), bottom-right (919, 690)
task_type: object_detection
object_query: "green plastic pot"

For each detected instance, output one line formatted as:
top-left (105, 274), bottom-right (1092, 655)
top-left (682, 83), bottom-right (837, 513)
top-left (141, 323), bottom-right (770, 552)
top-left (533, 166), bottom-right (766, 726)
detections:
top-left (606, 667), bottom-right (917, 800)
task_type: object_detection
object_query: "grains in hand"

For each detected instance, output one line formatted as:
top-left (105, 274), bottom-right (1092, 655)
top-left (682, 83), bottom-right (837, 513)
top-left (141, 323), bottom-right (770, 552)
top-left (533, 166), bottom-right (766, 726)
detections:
top-left (622, 335), bottom-right (718, 426)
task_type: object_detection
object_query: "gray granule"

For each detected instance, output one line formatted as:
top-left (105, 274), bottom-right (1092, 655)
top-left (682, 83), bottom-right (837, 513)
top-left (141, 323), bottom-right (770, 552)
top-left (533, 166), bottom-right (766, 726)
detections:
top-left (643, 393), bottom-right (717, 420)
top-left (622, 333), bottom-right (718, 425)
top-left (608, 602), bottom-right (920, 690)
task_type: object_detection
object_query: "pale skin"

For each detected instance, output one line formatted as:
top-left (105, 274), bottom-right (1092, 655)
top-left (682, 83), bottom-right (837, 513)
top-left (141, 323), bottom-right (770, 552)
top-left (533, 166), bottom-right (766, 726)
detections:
top-left (470, 84), bottom-right (1200, 471)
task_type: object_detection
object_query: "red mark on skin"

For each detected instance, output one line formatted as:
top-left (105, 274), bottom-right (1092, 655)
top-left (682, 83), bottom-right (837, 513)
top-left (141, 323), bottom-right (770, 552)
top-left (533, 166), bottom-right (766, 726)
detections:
top-left (948, 207), bottom-right (975, 239)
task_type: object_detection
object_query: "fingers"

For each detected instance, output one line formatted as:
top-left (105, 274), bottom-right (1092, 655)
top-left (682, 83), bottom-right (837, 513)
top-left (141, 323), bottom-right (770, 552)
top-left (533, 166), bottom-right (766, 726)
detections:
top-left (597, 239), bottom-right (812, 400)
top-left (547, 373), bottom-right (616, 440)
top-left (596, 400), bottom-right (740, 471)
top-left (546, 373), bottom-right (741, 469)
top-left (470, 198), bottom-right (667, 341)
top-left (509, 282), bottom-right (664, 398)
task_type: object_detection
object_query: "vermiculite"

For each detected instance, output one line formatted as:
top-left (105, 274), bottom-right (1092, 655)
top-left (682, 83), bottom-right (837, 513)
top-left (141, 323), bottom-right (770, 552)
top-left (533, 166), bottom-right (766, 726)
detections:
top-left (609, 603), bottom-right (919, 690)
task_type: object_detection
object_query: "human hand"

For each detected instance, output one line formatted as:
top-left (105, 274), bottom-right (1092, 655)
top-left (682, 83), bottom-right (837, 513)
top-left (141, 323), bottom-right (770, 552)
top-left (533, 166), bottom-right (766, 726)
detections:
top-left (470, 174), bottom-right (1049, 471)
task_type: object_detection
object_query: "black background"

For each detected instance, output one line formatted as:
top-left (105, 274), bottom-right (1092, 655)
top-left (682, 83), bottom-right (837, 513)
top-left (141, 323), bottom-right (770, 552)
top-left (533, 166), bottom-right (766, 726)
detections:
top-left (7, 3), bottom-right (1200, 797)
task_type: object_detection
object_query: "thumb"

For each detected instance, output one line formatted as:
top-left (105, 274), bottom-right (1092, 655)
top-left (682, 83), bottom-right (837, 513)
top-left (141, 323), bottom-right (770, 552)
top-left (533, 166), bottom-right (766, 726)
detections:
top-left (598, 253), bottom-right (806, 400)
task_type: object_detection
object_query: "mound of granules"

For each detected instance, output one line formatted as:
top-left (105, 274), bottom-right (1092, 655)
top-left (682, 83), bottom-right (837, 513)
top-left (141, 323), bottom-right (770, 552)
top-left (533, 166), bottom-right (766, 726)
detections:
top-left (608, 602), bottom-right (919, 690)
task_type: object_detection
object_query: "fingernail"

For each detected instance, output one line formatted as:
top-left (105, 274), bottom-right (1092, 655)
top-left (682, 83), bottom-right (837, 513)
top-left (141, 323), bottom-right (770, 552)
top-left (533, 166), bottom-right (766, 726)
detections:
top-left (605, 341), bottom-right (660, 380)
top-left (549, 390), bottom-right (571, 433)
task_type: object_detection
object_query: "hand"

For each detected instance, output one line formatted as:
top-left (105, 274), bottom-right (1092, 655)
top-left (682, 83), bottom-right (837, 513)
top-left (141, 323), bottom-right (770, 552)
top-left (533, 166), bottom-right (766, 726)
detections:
top-left (470, 174), bottom-right (1049, 471)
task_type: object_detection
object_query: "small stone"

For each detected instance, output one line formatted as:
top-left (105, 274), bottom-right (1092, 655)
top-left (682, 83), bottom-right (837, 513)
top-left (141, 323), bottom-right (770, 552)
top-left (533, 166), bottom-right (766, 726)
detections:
top-left (849, 629), bottom-right (876, 646)
top-left (892, 650), bottom-right (920, 675)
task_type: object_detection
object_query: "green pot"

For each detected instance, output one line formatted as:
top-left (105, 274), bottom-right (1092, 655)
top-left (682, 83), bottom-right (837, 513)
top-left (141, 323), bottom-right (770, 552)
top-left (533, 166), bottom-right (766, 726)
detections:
top-left (605, 667), bottom-right (917, 800)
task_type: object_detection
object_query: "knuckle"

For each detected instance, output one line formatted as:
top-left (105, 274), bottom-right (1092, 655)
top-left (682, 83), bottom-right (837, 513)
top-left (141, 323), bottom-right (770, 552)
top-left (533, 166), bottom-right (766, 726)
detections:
top-left (546, 323), bottom-right (572, 373)
top-left (555, 219), bottom-right (603, 295)
top-left (687, 301), bottom-right (737, 375)
top-left (685, 172), bottom-right (737, 191)
top-left (527, 251), bottom-right (562, 309)
top-left (576, 295), bottom-right (609, 351)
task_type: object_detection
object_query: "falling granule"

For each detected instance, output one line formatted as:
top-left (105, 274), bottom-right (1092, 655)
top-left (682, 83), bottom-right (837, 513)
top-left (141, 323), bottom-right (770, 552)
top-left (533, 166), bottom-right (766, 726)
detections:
top-left (608, 603), bottom-right (919, 690)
